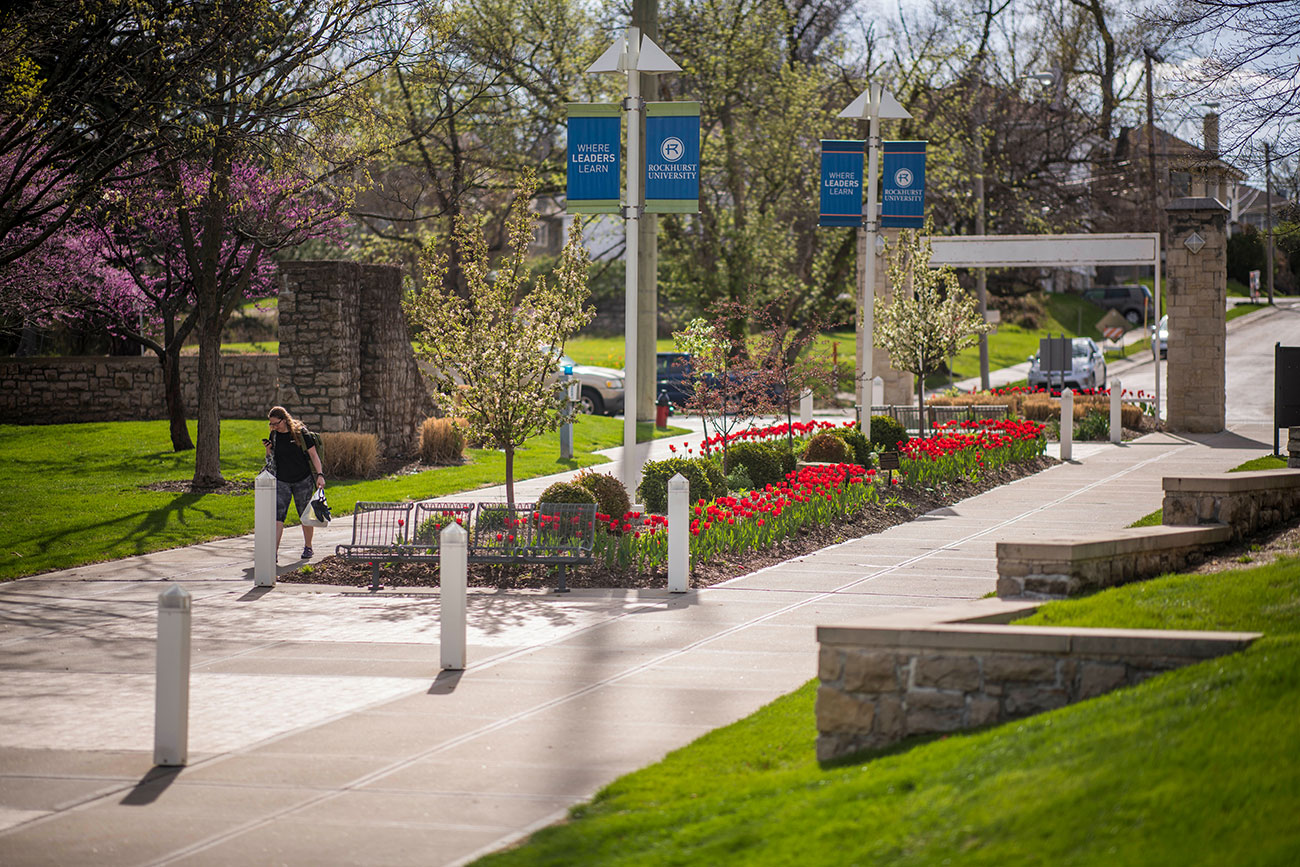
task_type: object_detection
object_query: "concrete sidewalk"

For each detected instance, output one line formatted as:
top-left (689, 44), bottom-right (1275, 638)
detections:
top-left (0, 421), bottom-right (1275, 866)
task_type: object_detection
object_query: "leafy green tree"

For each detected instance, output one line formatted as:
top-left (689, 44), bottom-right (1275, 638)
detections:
top-left (876, 220), bottom-right (992, 438)
top-left (405, 172), bottom-right (594, 505)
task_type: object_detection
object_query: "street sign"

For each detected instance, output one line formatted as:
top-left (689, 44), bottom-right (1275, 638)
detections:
top-left (819, 140), bottom-right (864, 227)
top-left (645, 102), bottom-right (700, 213)
top-left (566, 104), bottom-right (621, 214)
top-left (881, 140), bottom-right (926, 228)
top-left (1097, 309), bottom-right (1129, 343)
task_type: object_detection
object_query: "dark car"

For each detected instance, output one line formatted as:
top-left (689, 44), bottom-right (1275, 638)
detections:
top-left (1080, 285), bottom-right (1152, 325)
top-left (657, 352), bottom-right (696, 407)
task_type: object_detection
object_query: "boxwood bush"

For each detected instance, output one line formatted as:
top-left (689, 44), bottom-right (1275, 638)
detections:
top-left (804, 432), bottom-right (851, 463)
top-left (575, 470), bottom-right (631, 519)
top-left (868, 414), bottom-right (907, 452)
top-left (723, 441), bottom-right (786, 488)
top-left (638, 457), bottom-right (714, 513)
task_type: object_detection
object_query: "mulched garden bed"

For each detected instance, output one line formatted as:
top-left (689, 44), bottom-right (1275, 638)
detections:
top-left (279, 455), bottom-right (1059, 592)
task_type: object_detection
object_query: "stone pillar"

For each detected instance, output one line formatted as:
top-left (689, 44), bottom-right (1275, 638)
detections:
top-left (870, 227), bottom-right (914, 406)
top-left (278, 261), bottom-right (362, 434)
top-left (358, 264), bottom-right (434, 457)
top-left (1164, 197), bottom-right (1228, 433)
top-left (279, 261), bottom-right (433, 457)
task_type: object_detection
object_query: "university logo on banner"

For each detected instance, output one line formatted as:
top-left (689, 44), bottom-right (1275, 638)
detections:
top-left (566, 103), bottom-right (621, 214)
top-left (819, 140), bottom-right (864, 227)
top-left (881, 140), bottom-right (926, 228)
top-left (645, 102), bottom-right (700, 213)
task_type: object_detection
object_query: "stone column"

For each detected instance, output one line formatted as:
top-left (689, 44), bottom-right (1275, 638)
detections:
top-left (1164, 197), bottom-right (1228, 433)
top-left (358, 264), bottom-right (434, 456)
top-left (278, 261), bottom-right (362, 434)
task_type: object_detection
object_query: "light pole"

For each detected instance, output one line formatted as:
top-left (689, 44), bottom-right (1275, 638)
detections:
top-left (838, 84), bottom-right (910, 435)
top-left (588, 28), bottom-right (680, 494)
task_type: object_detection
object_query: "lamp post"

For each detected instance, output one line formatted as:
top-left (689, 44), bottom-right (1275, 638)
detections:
top-left (838, 84), bottom-right (911, 435)
top-left (588, 28), bottom-right (680, 494)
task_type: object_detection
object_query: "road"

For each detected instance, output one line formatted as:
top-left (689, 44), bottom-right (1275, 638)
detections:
top-left (1108, 301), bottom-right (1299, 429)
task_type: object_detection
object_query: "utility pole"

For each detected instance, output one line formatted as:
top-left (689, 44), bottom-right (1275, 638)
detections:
top-left (633, 0), bottom-right (659, 421)
top-left (1265, 141), bottom-right (1276, 305)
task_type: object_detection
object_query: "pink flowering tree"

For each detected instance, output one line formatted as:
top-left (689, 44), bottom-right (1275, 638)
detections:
top-left (0, 157), bottom-right (342, 454)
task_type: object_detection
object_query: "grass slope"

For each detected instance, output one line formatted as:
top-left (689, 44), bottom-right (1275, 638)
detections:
top-left (0, 415), bottom-right (682, 581)
top-left (477, 561), bottom-right (1300, 866)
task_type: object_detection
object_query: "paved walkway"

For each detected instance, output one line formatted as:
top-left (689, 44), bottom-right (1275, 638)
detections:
top-left (0, 417), bottom-right (1276, 866)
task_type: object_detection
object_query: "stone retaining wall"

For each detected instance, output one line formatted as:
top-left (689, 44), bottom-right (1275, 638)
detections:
top-left (0, 355), bottom-right (276, 424)
top-left (1162, 469), bottom-right (1300, 540)
top-left (815, 600), bottom-right (1259, 762)
top-left (995, 525), bottom-right (1230, 599)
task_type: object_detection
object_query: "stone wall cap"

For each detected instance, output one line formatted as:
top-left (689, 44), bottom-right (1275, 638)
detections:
top-left (817, 622), bottom-right (1260, 657)
top-left (1163, 469), bottom-right (1300, 493)
top-left (1165, 196), bottom-right (1228, 212)
top-left (996, 524), bottom-right (1230, 561)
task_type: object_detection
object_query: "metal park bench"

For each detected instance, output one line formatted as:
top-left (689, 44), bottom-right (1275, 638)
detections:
top-left (336, 501), bottom-right (598, 593)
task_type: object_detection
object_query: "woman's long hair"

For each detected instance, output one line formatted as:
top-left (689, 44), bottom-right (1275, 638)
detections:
top-left (268, 405), bottom-right (308, 453)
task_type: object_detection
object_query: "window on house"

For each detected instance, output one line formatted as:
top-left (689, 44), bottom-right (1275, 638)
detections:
top-left (1170, 171), bottom-right (1191, 198)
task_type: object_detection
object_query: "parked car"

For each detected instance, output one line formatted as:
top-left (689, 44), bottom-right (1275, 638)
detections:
top-left (551, 352), bottom-right (625, 416)
top-left (1079, 285), bottom-right (1152, 325)
top-left (656, 352), bottom-right (696, 407)
top-left (1154, 315), bottom-right (1168, 359)
top-left (1027, 337), bottom-right (1108, 391)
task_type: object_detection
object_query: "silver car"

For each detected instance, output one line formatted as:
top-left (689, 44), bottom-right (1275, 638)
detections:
top-left (1027, 337), bottom-right (1108, 391)
top-left (558, 354), bottom-right (625, 416)
top-left (1154, 315), bottom-right (1168, 359)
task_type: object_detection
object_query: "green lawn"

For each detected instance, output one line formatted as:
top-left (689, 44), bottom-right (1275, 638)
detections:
top-left (476, 558), bottom-right (1300, 866)
top-left (564, 335), bottom-right (679, 369)
top-left (0, 415), bottom-right (684, 582)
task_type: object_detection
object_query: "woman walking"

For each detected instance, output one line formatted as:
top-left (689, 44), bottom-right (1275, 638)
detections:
top-left (264, 405), bottom-right (325, 559)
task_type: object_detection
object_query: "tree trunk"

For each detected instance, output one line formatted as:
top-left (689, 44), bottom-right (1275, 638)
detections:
top-left (916, 376), bottom-right (926, 440)
top-left (504, 445), bottom-right (515, 506)
top-left (192, 319), bottom-right (225, 486)
top-left (160, 349), bottom-right (193, 451)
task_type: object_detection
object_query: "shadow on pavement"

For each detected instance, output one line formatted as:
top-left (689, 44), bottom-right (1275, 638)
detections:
top-left (120, 765), bottom-right (182, 806)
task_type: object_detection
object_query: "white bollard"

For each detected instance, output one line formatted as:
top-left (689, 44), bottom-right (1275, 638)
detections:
top-left (1060, 388), bottom-right (1074, 462)
top-left (799, 389), bottom-right (813, 425)
top-left (667, 473), bottom-right (689, 593)
top-left (254, 470), bottom-right (276, 587)
top-left (154, 585), bottom-right (191, 767)
top-left (440, 522), bottom-right (467, 670)
top-left (1110, 378), bottom-right (1122, 444)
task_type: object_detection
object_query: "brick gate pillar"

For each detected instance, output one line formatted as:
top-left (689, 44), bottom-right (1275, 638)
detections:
top-left (1164, 197), bottom-right (1228, 433)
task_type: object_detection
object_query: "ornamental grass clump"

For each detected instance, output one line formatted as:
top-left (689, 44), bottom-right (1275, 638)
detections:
top-left (319, 432), bottom-right (377, 478)
top-left (419, 417), bottom-right (466, 465)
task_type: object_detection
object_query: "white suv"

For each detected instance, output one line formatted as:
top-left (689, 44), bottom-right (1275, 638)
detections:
top-left (1027, 337), bottom-right (1108, 391)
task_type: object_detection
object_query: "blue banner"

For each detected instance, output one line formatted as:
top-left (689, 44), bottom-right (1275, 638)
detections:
top-left (881, 140), bottom-right (926, 228)
top-left (819, 140), bottom-right (864, 227)
top-left (566, 104), bottom-right (621, 214)
top-left (645, 103), bottom-right (700, 213)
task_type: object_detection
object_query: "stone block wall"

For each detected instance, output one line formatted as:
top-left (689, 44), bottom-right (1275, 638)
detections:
top-left (1164, 197), bottom-right (1227, 433)
top-left (995, 525), bottom-right (1231, 599)
top-left (0, 355), bottom-right (276, 424)
top-left (278, 260), bottom-right (433, 457)
top-left (814, 602), bottom-right (1259, 762)
top-left (1162, 469), bottom-right (1300, 541)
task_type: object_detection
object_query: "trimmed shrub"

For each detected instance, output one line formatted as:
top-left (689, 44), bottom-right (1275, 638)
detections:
top-left (725, 465), bottom-right (753, 492)
top-left (575, 470), bottom-right (631, 519)
top-left (419, 417), bottom-right (465, 465)
top-left (695, 457), bottom-right (726, 500)
top-left (868, 414), bottom-right (907, 452)
top-left (723, 441), bottom-right (785, 488)
top-left (804, 431), bottom-right (850, 463)
top-left (638, 457), bottom-right (712, 513)
top-left (538, 481), bottom-right (597, 506)
top-left (828, 426), bottom-right (872, 468)
top-left (319, 432), bottom-right (377, 478)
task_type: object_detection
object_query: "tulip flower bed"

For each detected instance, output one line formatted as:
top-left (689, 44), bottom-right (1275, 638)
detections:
top-left (594, 418), bottom-right (1045, 572)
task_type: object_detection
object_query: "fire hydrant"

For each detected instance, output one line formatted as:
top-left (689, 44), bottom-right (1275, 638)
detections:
top-left (656, 391), bottom-right (670, 429)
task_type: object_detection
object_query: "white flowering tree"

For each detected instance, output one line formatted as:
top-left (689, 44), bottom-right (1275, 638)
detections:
top-left (876, 220), bottom-right (992, 438)
top-left (405, 172), bottom-right (594, 504)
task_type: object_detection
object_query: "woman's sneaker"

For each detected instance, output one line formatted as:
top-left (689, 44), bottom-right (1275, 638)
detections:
top-left (301, 547), bottom-right (314, 559)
